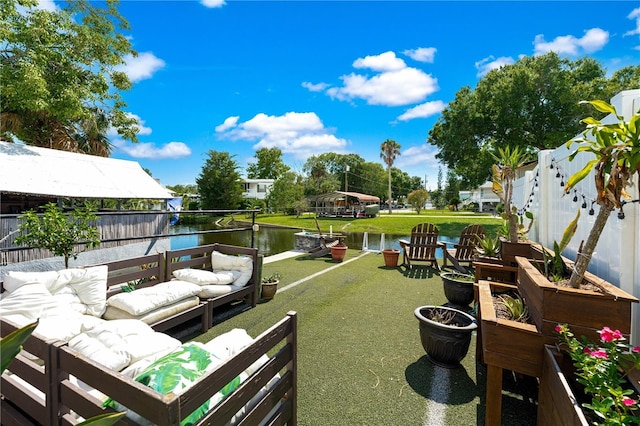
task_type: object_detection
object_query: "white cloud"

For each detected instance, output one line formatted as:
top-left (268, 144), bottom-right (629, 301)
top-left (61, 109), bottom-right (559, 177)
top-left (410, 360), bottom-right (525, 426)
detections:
top-left (36, 0), bottom-right (59, 12)
top-left (353, 51), bottom-right (407, 72)
top-left (201, 0), bottom-right (226, 8)
top-left (321, 51), bottom-right (438, 107)
top-left (113, 140), bottom-right (191, 159)
top-left (534, 28), bottom-right (609, 56)
top-left (328, 67), bottom-right (438, 107)
top-left (107, 113), bottom-right (152, 137)
top-left (302, 81), bottom-right (330, 92)
top-left (117, 52), bottom-right (165, 83)
top-left (216, 111), bottom-right (348, 159)
top-left (624, 7), bottom-right (640, 37)
top-left (396, 100), bottom-right (447, 122)
top-left (215, 116), bottom-right (239, 132)
top-left (403, 47), bottom-right (437, 63)
top-left (475, 55), bottom-right (516, 77)
top-left (396, 144), bottom-right (441, 170)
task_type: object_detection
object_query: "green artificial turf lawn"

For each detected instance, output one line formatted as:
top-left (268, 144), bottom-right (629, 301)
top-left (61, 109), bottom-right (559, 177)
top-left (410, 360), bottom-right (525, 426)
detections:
top-left (192, 251), bottom-right (538, 425)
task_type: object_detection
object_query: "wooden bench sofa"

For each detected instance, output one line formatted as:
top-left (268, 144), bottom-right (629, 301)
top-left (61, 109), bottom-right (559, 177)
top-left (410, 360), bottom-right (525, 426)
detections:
top-left (165, 243), bottom-right (260, 328)
top-left (1, 312), bottom-right (298, 425)
top-left (99, 243), bottom-right (260, 332)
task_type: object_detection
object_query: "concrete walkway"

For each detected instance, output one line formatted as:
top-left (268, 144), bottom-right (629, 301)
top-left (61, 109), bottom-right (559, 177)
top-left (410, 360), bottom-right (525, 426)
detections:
top-left (263, 250), bottom-right (307, 264)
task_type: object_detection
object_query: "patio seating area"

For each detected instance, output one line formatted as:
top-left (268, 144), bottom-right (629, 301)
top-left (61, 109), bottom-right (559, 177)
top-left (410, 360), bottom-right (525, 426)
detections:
top-left (193, 249), bottom-right (539, 425)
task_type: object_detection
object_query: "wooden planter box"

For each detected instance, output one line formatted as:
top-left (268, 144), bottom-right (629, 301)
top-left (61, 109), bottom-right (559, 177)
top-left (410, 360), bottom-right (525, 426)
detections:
top-left (516, 257), bottom-right (639, 342)
top-left (500, 239), bottom-right (535, 266)
top-left (478, 281), bottom-right (555, 378)
top-left (477, 281), bottom-right (556, 426)
top-left (537, 345), bottom-right (589, 426)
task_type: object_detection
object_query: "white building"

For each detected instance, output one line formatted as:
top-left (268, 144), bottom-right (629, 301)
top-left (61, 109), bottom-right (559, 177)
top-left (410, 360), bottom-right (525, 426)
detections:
top-left (242, 179), bottom-right (274, 200)
top-left (463, 181), bottom-right (501, 212)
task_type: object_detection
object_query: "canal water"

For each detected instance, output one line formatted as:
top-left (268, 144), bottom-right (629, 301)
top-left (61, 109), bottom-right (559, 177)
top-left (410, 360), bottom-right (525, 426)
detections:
top-left (170, 223), bottom-right (459, 257)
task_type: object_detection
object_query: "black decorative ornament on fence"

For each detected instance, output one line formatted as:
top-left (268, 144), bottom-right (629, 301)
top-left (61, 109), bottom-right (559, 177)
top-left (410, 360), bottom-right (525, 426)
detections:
top-left (549, 157), bottom-right (639, 220)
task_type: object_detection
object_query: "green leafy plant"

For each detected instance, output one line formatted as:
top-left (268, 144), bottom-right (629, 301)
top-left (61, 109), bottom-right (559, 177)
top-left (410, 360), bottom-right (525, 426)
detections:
top-left (497, 294), bottom-right (528, 323)
top-left (542, 210), bottom-right (580, 282)
top-left (475, 234), bottom-right (501, 258)
top-left (262, 272), bottom-right (282, 284)
top-left (14, 202), bottom-right (101, 268)
top-left (491, 146), bottom-right (531, 243)
top-left (564, 100), bottom-right (640, 288)
top-left (555, 324), bottom-right (640, 425)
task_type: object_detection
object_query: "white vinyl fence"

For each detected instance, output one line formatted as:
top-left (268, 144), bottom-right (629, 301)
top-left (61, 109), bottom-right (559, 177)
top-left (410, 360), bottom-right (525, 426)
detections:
top-left (511, 89), bottom-right (640, 344)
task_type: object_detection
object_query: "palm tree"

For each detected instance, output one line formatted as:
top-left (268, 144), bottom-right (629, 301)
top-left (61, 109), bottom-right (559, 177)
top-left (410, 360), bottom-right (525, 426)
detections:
top-left (380, 139), bottom-right (401, 215)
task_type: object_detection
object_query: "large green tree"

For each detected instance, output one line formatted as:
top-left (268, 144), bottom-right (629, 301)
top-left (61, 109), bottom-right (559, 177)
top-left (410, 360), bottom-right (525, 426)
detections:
top-left (196, 151), bottom-right (243, 209)
top-left (428, 52), bottom-right (640, 188)
top-left (266, 171), bottom-right (305, 215)
top-left (0, 0), bottom-right (138, 155)
top-left (246, 147), bottom-right (290, 179)
top-left (380, 139), bottom-right (401, 214)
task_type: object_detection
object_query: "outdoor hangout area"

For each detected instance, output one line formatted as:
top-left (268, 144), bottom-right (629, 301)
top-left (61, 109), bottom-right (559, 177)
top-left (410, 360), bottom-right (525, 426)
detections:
top-left (1, 90), bottom-right (639, 425)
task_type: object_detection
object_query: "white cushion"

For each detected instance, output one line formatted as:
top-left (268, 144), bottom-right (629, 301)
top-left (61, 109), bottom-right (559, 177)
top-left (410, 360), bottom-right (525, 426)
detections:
top-left (172, 268), bottom-right (236, 285)
top-left (211, 251), bottom-right (253, 287)
top-left (2, 270), bottom-right (59, 293)
top-left (197, 284), bottom-right (244, 298)
top-left (106, 281), bottom-right (201, 315)
top-left (51, 266), bottom-right (108, 317)
top-left (1, 266), bottom-right (108, 317)
top-left (68, 319), bottom-right (180, 371)
top-left (0, 283), bottom-right (55, 324)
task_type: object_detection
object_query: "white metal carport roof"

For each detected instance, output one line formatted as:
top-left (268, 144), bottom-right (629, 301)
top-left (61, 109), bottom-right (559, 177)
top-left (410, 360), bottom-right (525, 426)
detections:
top-left (0, 141), bottom-right (173, 199)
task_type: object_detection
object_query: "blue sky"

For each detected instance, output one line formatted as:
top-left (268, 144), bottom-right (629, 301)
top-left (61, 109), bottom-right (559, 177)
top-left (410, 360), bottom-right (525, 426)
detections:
top-left (50, 1), bottom-right (640, 188)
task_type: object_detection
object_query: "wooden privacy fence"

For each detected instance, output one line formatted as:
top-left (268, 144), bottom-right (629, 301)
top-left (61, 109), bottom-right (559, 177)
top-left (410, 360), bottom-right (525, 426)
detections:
top-left (0, 209), bottom-right (259, 266)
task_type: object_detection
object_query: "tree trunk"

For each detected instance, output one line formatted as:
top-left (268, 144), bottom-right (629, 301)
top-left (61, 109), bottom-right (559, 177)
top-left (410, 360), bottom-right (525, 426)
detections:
top-left (568, 203), bottom-right (613, 288)
top-left (388, 167), bottom-right (392, 215)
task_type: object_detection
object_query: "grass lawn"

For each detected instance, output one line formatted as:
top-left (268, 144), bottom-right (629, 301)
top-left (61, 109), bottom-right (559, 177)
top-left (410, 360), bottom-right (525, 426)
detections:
top-left (190, 250), bottom-right (538, 425)
top-left (234, 210), bottom-right (503, 237)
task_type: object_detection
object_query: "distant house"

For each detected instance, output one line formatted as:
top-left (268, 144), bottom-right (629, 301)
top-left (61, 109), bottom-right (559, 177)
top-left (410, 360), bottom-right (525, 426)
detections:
top-left (464, 181), bottom-right (501, 213)
top-left (242, 179), bottom-right (274, 200)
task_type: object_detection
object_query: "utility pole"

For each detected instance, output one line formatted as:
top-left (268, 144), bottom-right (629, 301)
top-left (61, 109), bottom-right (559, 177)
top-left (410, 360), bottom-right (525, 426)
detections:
top-left (345, 165), bottom-right (349, 192)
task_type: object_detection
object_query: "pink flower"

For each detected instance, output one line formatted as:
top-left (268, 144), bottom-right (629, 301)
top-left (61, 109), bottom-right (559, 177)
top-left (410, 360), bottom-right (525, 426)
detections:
top-left (555, 324), bottom-right (563, 333)
top-left (632, 346), bottom-right (640, 353)
top-left (622, 397), bottom-right (636, 407)
top-left (598, 327), bottom-right (622, 343)
top-left (590, 350), bottom-right (608, 359)
top-left (583, 346), bottom-right (592, 355)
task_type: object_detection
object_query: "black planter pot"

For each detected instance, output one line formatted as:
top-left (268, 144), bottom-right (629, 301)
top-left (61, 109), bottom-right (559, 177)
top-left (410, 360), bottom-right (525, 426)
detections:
top-left (441, 271), bottom-right (475, 307)
top-left (414, 305), bottom-right (477, 368)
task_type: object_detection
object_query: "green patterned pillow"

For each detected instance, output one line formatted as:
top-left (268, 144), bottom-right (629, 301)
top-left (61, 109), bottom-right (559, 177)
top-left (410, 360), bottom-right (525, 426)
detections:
top-left (105, 342), bottom-right (241, 425)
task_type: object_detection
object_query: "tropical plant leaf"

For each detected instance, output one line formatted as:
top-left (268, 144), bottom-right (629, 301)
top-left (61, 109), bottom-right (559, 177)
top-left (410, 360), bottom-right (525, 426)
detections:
top-left (77, 412), bottom-right (126, 426)
top-left (1, 321), bottom-right (38, 374)
top-left (580, 99), bottom-right (616, 115)
top-left (559, 210), bottom-right (580, 252)
top-left (565, 159), bottom-right (598, 191)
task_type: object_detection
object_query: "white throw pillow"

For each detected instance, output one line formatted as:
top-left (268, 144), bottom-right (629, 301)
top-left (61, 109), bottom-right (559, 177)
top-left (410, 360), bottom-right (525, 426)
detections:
top-left (211, 251), bottom-right (253, 287)
top-left (2, 270), bottom-right (59, 293)
top-left (51, 266), bottom-right (108, 317)
top-left (172, 268), bottom-right (236, 286)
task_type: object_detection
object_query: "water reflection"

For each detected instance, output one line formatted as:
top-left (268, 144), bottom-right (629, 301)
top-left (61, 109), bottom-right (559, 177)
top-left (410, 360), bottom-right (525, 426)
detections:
top-left (170, 224), bottom-right (459, 257)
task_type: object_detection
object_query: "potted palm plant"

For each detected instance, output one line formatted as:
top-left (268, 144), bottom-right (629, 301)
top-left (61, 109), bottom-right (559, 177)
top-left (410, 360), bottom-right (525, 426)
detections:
top-left (491, 146), bottom-right (535, 265)
top-left (517, 100), bottom-right (639, 343)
